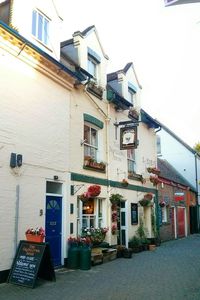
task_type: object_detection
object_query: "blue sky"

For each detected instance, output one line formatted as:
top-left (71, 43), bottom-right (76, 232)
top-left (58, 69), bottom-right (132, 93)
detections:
top-left (59, 0), bottom-right (200, 147)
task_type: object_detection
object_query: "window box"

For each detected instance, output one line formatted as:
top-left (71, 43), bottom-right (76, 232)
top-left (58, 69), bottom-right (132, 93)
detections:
top-left (86, 81), bottom-right (104, 99)
top-left (84, 156), bottom-right (106, 172)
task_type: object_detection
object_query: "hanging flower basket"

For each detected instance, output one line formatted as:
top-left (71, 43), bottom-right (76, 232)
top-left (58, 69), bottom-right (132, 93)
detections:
top-left (150, 175), bottom-right (160, 186)
top-left (109, 194), bottom-right (124, 205)
top-left (87, 185), bottom-right (101, 197)
top-left (147, 167), bottom-right (160, 175)
top-left (139, 199), bottom-right (152, 207)
top-left (159, 201), bottom-right (166, 207)
top-left (143, 193), bottom-right (153, 200)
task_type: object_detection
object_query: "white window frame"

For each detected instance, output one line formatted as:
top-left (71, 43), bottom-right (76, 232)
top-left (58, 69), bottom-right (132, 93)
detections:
top-left (77, 198), bottom-right (103, 235)
top-left (88, 56), bottom-right (98, 81)
top-left (162, 206), bottom-right (168, 223)
top-left (127, 149), bottom-right (136, 173)
top-left (32, 9), bottom-right (50, 46)
top-left (84, 122), bottom-right (98, 160)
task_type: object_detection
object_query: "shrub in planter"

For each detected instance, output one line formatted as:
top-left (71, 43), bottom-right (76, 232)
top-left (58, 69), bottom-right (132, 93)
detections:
top-left (122, 248), bottom-right (133, 258)
top-left (128, 236), bottom-right (142, 253)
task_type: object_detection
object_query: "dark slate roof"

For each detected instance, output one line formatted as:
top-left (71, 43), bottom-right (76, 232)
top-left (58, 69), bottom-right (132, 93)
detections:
top-left (107, 83), bottom-right (132, 109)
top-left (141, 109), bottom-right (160, 129)
top-left (158, 158), bottom-right (195, 191)
top-left (107, 62), bottom-right (133, 82)
top-left (61, 26), bottom-right (95, 48)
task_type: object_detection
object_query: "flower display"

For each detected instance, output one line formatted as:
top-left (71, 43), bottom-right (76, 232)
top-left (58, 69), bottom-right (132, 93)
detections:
top-left (150, 175), bottom-right (160, 186)
top-left (143, 193), bottom-right (153, 200)
top-left (111, 224), bottom-right (118, 235)
top-left (121, 179), bottom-right (129, 186)
top-left (147, 167), bottom-right (160, 175)
top-left (112, 211), bottom-right (118, 222)
top-left (25, 227), bottom-right (45, 237)
top-left (81, 227), bottom-right (108, 245)
top-left (79, 185), bottom-right (101, 201)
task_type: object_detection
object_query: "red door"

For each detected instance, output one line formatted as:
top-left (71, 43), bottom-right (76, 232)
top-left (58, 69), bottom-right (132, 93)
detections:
top-left (177, 207), bottom-right (185, 237)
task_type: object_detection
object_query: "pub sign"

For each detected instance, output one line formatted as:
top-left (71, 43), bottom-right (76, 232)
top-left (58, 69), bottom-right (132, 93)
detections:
top-left (120, 126), bottom-right (138, 150)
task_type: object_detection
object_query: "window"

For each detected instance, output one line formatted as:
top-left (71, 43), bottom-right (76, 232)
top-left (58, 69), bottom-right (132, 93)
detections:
top-left (157, 135), bottom-right (161, 156)
top-left (128, 88), bottom-right (135, 105)
top-left (32, 10), bottom-right (49, 46)
top-left (84, 123), bottom-right (98, 159)
top-left (127, 149), bottom-right (135, 173)
top-left (162, 206), bottom-right (169, 223)
top-left (77, 198), bottom-right (103, 235)
top-left (88, 56), bottom-right (97, 80)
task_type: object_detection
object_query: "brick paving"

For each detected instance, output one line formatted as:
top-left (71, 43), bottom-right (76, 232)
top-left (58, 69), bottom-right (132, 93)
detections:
top-left (1, 234), bottom-right (200, 300)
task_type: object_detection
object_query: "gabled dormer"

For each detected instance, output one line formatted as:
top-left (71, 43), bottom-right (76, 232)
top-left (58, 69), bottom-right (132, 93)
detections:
top-left (107, 62), bottom-right (142, 112)
top-left (61, 25), bottom-right (109, 99)
top-left (0, 0), bottom-right (63, 60)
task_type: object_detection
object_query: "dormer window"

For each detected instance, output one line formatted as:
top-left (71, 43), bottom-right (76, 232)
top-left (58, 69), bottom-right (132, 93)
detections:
top-left (128, 88), bottom-right (134, 105)
top-left (128, 82), bottom-right (137, 106)
top-left (32, 9), bottom-right (50, 46)
top-left (87, 47), bottom-right (101, 82)
top-left (88, 56), bottom-right (97, 80)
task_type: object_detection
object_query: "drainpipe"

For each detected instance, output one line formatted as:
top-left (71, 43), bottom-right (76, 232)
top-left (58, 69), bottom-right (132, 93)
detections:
top-left (14, 184), bottom-right (20, 251)
top-left (195, 153), bottom-right (200, 232)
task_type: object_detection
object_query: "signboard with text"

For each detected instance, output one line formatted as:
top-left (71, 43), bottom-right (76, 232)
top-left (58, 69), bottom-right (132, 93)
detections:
top-left (174, 192), bottom-right (184, 202)
top-left (8, 241), bottom-right (55, 288)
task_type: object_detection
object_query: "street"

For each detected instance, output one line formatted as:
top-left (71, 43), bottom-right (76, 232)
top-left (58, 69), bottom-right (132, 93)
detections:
top-left (1, 235), bottom-right (200, 300)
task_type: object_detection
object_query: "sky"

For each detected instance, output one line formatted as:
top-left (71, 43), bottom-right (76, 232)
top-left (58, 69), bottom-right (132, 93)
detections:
top-left (58, 0), bottom-right (200, 148)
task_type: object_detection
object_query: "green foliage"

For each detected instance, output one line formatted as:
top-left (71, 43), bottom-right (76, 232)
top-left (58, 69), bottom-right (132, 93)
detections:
top-left (194, 142), bottom-right (200, 154)
top-left (129, 236), bottom-right (142, 247)
top-left (109, 193), bottom-right (124, 205)
top-left (136, 218), bottom-right (148, 239)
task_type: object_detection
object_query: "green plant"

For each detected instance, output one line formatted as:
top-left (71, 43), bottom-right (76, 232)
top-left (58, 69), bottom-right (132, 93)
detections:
top-left (81, 227), bottom-right (109, 245)
top-left (128, 236), bottom-right (142, 247)
top-left (109, 194), bottom-right (124, 205)
top-left (136, 218), bottom-right (147, 240)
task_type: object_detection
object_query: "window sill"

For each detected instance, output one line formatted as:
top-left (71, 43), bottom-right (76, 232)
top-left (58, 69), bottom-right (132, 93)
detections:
top-left (83, 165), bottom-right (106, 173)
top-left (128, 172), bottom-right (143, 182)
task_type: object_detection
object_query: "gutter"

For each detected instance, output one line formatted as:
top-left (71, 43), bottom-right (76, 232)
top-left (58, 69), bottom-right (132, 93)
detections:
top-left (0, 21), bottom-right (84, 82)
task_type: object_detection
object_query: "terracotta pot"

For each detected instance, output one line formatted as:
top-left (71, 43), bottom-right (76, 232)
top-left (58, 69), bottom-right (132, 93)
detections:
top-left (26, 234), bottom-right (44, 243)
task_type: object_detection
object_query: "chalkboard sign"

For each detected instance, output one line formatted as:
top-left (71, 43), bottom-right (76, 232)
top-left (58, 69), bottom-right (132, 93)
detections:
top-left (8, 241), bottom-right (55, 288)
top-left (131, 203), bottom-right (138, 225)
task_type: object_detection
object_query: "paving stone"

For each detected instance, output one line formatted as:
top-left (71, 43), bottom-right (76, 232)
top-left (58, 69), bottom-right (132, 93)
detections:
top-left (1, 235), bottom-right (200, 299)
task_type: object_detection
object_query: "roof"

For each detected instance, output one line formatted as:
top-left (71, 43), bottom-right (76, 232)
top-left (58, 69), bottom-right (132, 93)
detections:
top-left (141, 109), bottom-right (160, 129)
top-left (107, 83), bottom-right (132, 110)
top-left (61, 25), bottom-right (109, 60)
top-left (158, 158), bottom-right (196, 192)
top-left (0, 21), bottom-right (86, 83)
top-left (107, 62), bottom-right (142, 89)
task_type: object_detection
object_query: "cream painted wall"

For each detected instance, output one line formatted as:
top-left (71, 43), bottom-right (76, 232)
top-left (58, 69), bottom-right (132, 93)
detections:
top-left (11, 0), bottom-right (62, 60)
top-left (74, 28), bottom-right (108, 89)
top-left (0, 46), bottom-right (71, 270)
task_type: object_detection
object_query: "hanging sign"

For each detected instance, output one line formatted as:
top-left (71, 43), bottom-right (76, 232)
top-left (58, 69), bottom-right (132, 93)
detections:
top-left (120, 126), bottom-right (138, 150)
top-left (174, 192), bottom-right (184, 202)
top-left (164, 0), bottom-right (200, 6)
top-left (8, 241), bottom-right (55, 288)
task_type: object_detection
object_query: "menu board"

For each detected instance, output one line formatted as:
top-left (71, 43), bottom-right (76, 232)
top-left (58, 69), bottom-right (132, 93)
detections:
top-left (8, 241), bottom-right (55, 288)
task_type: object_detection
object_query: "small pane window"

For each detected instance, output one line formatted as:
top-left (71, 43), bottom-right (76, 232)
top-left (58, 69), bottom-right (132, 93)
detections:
top-left (32, 9), bottom-right (49, 46)
top-left (88, 56), bottom-right (97, 79)
top-left (84, 124), bottom-right (98, 159)
top-left (127, 149), bottom-right (135, 173)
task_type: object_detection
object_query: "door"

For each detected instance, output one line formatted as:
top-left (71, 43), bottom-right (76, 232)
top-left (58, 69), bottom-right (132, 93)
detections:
top-left (45, 196), bottom-right (62, 266)
top-left (177, 207), bottom-right (185, 238)
top-left (117, 201), bottom-right (126, 246)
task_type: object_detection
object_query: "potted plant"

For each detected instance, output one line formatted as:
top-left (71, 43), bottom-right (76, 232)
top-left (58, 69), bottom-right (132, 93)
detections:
top-left (81, 227), bottom-right (109, 246)
top-left (121, 178), bottom-right (129, 187)
top-left (147, 167), bottom-right (160, 175)
top-left (128, 236), bottom-right (142, 253)
top-left (25, 227), bottom-right (45, 243)
top-left (139, 198), bottom-right (152, 207)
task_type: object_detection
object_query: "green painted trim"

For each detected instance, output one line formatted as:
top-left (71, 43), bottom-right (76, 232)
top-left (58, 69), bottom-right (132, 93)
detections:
top-left (71, 172), bottom-right (157, 194)
top-left (83, 113), bottom-right (104, 129)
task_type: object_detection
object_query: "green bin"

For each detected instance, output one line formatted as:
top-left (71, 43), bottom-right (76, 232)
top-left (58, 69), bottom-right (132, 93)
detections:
top-left (79, 245), bottom-right (91, 270)
top-left (68, 244), bottom-right (80, 269)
